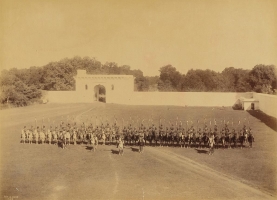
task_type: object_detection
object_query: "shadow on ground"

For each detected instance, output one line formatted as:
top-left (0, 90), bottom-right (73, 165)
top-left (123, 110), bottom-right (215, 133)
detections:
top-left (247, 110), bottom-right (277, 131)
top-left (195, 149), bottom-right (208, 154)
top-left (111, 149), bottom-right (119, 154)
top-left (85, 146), bottom-right (93, 151)
top-left (131, 147), bottom-right (139, 152)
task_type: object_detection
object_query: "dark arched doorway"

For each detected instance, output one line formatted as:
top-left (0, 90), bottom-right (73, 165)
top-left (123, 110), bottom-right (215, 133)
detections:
top-left (94, 85), bottom-right (106, 103)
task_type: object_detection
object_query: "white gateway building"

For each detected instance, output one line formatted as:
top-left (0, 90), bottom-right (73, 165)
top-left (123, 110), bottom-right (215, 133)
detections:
top-left (74, 70), bottom-right (135, 103)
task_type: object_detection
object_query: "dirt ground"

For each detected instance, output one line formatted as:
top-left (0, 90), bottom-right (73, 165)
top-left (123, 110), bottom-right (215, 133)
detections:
top-left (0, 103), bottom-right (276, 200)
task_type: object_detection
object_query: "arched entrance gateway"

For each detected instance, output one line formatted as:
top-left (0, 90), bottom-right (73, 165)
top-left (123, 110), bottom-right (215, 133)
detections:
top-left (74, 70), bottom-right (134, 104)
top-left (94, 84), bottom-right (106, 102)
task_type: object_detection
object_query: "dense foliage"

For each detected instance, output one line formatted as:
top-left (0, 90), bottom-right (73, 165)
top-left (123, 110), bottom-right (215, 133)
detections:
top-left (0, 56), bottom-right (276, 107)
top-left (158, 65), bottom-right (276, 93)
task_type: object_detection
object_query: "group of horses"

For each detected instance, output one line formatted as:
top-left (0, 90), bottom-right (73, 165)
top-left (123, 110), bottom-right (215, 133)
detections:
top-left (21, 122), bottom-right (254, 149)
top-left (122, 125), bottom-right (254, 149)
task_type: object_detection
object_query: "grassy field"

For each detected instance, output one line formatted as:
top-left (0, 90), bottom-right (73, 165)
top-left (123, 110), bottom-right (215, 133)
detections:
top-left (0, 103), bottom-right (276, 200)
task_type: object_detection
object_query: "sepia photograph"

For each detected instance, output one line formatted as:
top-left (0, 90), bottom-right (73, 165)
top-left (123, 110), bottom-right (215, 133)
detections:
top-left (0, 0), bottom-right (276, 199)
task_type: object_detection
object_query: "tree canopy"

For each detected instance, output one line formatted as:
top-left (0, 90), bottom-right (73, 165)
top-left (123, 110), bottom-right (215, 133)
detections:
top-left (0, 55), bottom-right (276, 108)
top-left (158, 64), bottom-right (276, 93)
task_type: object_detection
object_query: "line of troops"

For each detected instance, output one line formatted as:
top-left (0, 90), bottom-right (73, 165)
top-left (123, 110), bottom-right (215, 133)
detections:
top-left (20, 120), bottom-right (255, 150)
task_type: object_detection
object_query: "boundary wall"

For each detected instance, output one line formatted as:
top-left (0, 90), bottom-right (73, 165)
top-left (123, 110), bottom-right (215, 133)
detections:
top-left (114, 92), bottom-right (252, 107)
top-left (43, 91), bottom-right (276, 118)
top-left (253, 93), bottom-right (277, 119)
top-left (44, 91), bottom-right (252, 107)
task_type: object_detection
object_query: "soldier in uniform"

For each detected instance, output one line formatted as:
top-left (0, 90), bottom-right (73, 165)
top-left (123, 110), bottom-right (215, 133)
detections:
top-left (40, 128), bottom-right (45, 144)
top-left (244, 129), bottom-right (249, 148)
top-left (34, 127), bottom-right (39, 144)
top-left (220, 128), bottom-right (226, 149)
top-left (198, 128), bottom-right (203, 148)
top-left (232, 129), bottom-right (238, 148)
top-left (118, 137), bottom-right (124, 156)
top-left (27, 128), bottom-right (32, 144)
top-left (105, 123), bottom-right (111, 145)
top-left (52, 129), bottom-right (58, 145)
top-left (21, 126), bottom-right (26, 144)
top-left (72, 130), bottom-right (77, 145)
top-left (90, 134), bottom-right (96, 152)
top-left (47, 126), bottom-right (52, 145)
top-left (248, 128), bottom-right (254, 148)
top-left (65, 130), bottom-right (70, 145)
top-left (139, 129), bottom-right (145, 153)
top-left (102, 129), bottom-right (106, 145)
top-left (208, 134), bottom-right (215, 155)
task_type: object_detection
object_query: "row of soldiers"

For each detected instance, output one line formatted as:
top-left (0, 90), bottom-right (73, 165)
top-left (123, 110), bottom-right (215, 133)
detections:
top-left (20, 120), bottom-right (254, 149)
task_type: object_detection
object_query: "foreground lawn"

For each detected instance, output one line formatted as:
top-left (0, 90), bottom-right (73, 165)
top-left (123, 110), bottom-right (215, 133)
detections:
top-left (0, 103), bottom-right (276, 199)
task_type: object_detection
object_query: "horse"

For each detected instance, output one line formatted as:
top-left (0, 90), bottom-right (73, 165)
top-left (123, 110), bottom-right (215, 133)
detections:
top-left (176, 131), bottom-right (183, 148)
top-left (220, 134), bottom-right (226, 149)
top-left (232, 133), bottom-right (238, 148)
top-left (239, 133), bottom-right (245, 148)
top-left (126, 132), bottom-right (132, 146)
top-left (191, 133), bottom-right (197, 148)
top-left (153, 129), bottom-right (160, 147)
top-left (46, 131), bottom-right (52, 145)
top-left (108, 129), bottom-right (116, 145)
top-left (248, 133), bottom-right (254, 148)
top-left (72, 131), bottom-right (77, 145)
top-left (225, 133), bottom-right (232, 149)
top-left (164, 131), bottom-right (170, 147)
top-left (52, 131), bottom-right (58, 145)
top-left (202, 134), bottom-right (209, 148)
top-left (133, 132), bottom-right (140, 146)
top-left (197, 133), bottom-right (203, 148)
top-left (160, 131), bottom-right (166, 147)
top-left (143, 131), bottom-right (149, 146)
top-left (185, 132), bottom-right (192, 148)
top-left (169, 132), bottom-right (175, 147)
top-left (21, 130), bottom-right (26, 144)
top-left (243, 132), bottom-right (249, 148)
top-left (214, 134), bottom-right (220, 149)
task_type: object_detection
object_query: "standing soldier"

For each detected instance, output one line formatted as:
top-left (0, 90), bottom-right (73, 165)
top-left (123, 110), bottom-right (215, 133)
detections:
top-left (198, 128), bottom-right (203, 148)
top-left (122, 126), bottom-right (128, 145)
top-left (47, 127), bottom-right (52, 145)
top-left (208, 134), bottom-right (215, 155)
top-left (248, 129), bottom-right (254, 148)
top-left (73, 130), bottom-right (77, 145)
top-left (105, 123), bottom-right (111, 145)
top-left (220, 128), bottom-right (226, 149)
top-left (232, 129), bottom-right (238, 148)
top-left (227, 129), bottom-right (232, 149)
top-left (139, 129), bottom-right (145, 153)
top-left (90, 134), bottom-right (96, 152)
top-left (21, 126), bottom-right (26, 144)
top-left (40, 128), bottom-right (45, 144)
top-left (244, 129), bottom-right (249, 148)
top-left (239, 130), bottom-right (244, 149)
top-left (118, 137), bottom-right (124, 156)
top-left (102, 130), bottom-right (106, 145)
top-left (53, 129), bottom-right (58, 145)
top-left (27, 128), bottom-right (32, 144)
top-left (66, 130), bottom-right (71, 145)
top-left (94, 134), bottom-right (99, 150)
top-left (34, 127), bottom-right (39, 144)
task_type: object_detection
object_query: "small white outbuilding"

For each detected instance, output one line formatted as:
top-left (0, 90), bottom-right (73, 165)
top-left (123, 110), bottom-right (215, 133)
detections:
top-left (239, 97), bottom-right (259, 110)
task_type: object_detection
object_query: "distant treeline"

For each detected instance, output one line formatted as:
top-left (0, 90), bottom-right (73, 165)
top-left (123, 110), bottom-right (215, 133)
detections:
top-left (0, 56), bottom-right (276, 107)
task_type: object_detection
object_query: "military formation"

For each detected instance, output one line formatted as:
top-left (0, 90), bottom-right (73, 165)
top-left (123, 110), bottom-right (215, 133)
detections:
top-left (20, 118), bottom-right (255, 155)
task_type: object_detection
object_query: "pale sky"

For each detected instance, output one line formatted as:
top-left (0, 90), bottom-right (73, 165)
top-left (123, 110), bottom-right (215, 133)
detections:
top-left (1, 0), bottom-right (276, 76)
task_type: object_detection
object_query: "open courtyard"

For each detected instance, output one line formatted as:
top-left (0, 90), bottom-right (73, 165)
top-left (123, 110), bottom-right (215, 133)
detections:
top-left (0, 103), bottom-right (276, 200)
